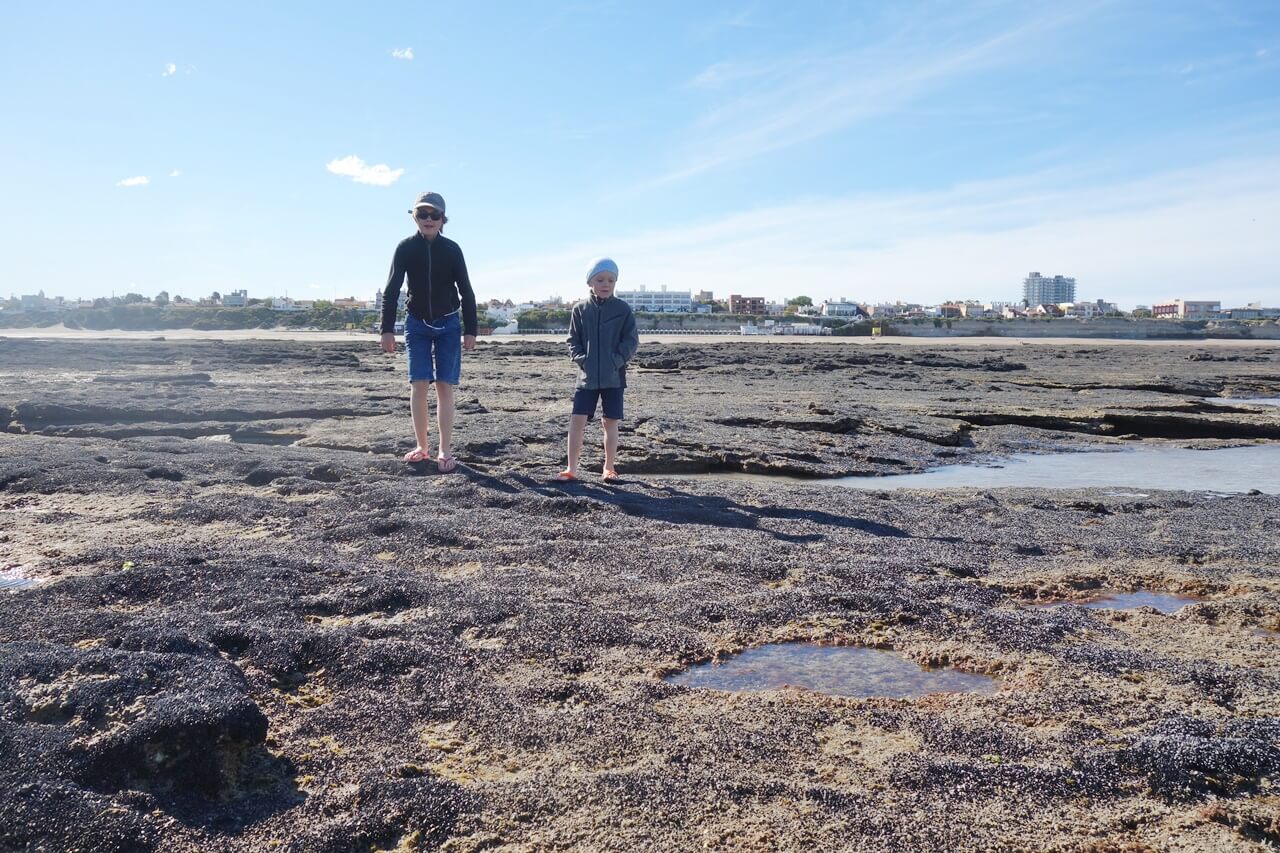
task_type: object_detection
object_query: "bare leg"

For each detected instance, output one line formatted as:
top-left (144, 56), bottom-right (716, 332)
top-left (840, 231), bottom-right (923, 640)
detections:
top-left (602, 417), bottom-right (620, 473)
top-left (435, 381), bottom-right (455, 459)
top-left (409, 381), bottom-right (431, 453)
top-left (566, 414), bottom-right (588, 474)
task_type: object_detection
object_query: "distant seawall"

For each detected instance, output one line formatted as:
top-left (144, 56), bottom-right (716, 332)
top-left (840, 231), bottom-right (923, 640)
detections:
top-left (879, 318), bottom-right (1280, 340)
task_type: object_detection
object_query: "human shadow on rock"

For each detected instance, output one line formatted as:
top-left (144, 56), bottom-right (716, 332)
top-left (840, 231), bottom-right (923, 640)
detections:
top-left (505, 475), bottom-right (910, 543)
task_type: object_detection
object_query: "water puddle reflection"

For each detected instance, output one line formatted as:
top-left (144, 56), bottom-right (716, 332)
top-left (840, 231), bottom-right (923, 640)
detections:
top-left (1038, 592), bottom-right (1197, 614)
top-left (0, 566), bottom-right (40, 593)
top-left (833, 445), bottom-right (1280, 493)
top-left (1209, 397), bottom-right (1280, 407)
top-left (666, 643), bottom-right (997, 699)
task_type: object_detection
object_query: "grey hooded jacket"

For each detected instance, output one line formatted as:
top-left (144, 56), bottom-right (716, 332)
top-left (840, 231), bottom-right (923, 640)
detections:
top-left (567, 296), bottom-right (639, 390)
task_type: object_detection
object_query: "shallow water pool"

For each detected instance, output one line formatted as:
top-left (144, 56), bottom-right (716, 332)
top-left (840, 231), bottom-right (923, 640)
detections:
top-left (0, 567), bottom-right (40, 593)
top-left (1209, 397), bottom-right (1280, 407)
top-left (1039, 592), bottom-right (1198, 614)
top-left (834, 445), bottom-right (1280, 493)
top-left (665, 643), bottom-right (997, 699)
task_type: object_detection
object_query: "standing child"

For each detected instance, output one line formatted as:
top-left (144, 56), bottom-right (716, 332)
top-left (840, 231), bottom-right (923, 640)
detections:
top-left (558, 258), bottom-right (639, 482)
top-left (379, 191), bottom-right (478, 473)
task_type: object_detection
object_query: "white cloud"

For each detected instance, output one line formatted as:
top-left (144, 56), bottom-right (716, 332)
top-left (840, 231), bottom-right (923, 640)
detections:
top-left (477, 155), bottom-right (1280, 309)
top-left (168, 170), bottom-right (181, 178)
top-left (116, 176), bottom-right (150, 187)
top-left (325, 155), bottom-right (405, 186)
top-left (391, 47), bottom-right (414, 60)
top-left (162, 63), bottom-right (176, 77)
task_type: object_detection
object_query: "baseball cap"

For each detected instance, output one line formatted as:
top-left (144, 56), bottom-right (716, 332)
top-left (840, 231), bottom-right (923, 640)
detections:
top-left (409, 191), bottom-right (446, 214)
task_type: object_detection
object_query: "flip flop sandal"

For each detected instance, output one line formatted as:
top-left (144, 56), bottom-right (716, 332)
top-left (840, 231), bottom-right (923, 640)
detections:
top-left (436, 455), bottom-right (458, 474)
top-left (403, 448), bottom-right (429, 463)
top-left (554, 470), bottom-right (577, 482)
top-left (601, 469), bottom-right (621, 482)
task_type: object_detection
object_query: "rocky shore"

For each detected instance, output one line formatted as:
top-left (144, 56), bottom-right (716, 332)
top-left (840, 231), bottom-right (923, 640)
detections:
top-left (1, 337), bottom-right (1278, 851)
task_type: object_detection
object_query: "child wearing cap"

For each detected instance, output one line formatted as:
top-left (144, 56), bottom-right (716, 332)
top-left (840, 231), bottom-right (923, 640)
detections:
top-left (557, 258), bottom-right (639, 482)
top-left (380, 191), bottom-right (478, 473)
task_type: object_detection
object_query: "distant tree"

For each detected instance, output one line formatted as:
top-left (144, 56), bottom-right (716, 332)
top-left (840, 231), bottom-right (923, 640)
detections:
top-left (1132, 308), bottom-right (1152, 318)
top-left (122, 292), bottom-right (147, 304)
top-left (211, 291), bottom-right (222, 302)
top-left (787, 295), bottom-right (813, 307)
top-left (155, 290), bottom-right (169, 307)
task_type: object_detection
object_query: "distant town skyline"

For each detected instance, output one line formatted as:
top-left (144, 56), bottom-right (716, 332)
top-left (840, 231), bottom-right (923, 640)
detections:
top-left (8, 284), bottom-right (1276, 317)
top-left (2, 3), bottom-right (1277, 309)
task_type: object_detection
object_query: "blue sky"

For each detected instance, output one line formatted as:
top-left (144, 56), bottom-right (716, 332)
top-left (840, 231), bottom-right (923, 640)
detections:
top-left (2, 1), bottom-right (1277, 309)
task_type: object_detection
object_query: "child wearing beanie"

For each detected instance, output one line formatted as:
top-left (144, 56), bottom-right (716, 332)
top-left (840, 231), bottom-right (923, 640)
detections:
top-left (557, 257), bottom-right (639, 482)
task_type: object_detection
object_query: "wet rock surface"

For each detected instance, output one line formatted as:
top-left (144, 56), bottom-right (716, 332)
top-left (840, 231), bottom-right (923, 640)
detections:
top-left (1, 336), bottom-right (1278, 851)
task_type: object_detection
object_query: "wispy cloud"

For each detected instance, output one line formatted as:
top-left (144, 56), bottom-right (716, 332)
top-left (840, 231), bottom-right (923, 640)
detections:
top-left (325, 155), bottom-right (405, 186)
top-left (162, 63), bottom-right (176, 77)
top-left (116, 176), bottom-right (150, 187)
top-left (391, 47), bottom-right (414, 60)
top-left (479, 154), bottom-right (1280, 308)
top-left (168, 170), bottom-right (181, 178)
top-left (686, 60), bottom-right (775, 89)
top-left (663, 4), bottom-right (1101, 184)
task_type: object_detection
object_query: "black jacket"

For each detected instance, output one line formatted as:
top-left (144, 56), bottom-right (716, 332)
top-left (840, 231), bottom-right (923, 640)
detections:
top-left (381, 233), bottom-right (478, 336)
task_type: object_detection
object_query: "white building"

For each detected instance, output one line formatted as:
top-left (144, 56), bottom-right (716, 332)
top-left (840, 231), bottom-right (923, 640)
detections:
top-left (222, 289), bottom-right (249, 307)
top-left (374, 290), bottom-right (408, 315)
top-left (486, 301), bottom-right (537, 322)
top-left (1222, 302), bottom-right (1280, 319)
top-left (616, 285), bottom-right (694, 313)
top-left (1060, 299), bottom-right (1118, 319)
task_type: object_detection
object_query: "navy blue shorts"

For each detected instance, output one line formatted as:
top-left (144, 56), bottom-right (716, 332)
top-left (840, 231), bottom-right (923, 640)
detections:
top-left (572, 387), bottom-right (624, 420)
top-left (405, 312), bottom-right (462, 385)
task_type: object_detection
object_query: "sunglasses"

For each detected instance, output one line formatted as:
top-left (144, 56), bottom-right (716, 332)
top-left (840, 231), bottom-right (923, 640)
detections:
top-left (414, 209), bottom-right (443, 221)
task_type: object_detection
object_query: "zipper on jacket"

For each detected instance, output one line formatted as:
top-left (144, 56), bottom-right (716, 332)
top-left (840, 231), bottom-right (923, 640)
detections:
top-left (426, 239), bottom-right (434, 322)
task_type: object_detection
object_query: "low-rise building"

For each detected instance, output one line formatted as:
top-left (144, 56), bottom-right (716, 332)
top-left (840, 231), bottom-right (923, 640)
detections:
top-left (19, 293), bottom-right (51, 311)
top-left (821, 299), bottom-right (865, 317)
top-left (1221, 302), bottom-right (1280, 320)
top-left (729, 294), bottom-right (766, 315)
top-left (617, 285), bottom-right (695, 313)
top-left (1152, 299), bottom-right (1220, 319)
top-left (1060, 299), bottom-right (1118, 319)
top-left (869, 302), bottom-right (924, 318)
top-left (221, 289), bottom-right (249, 307)
top-left (270, 298), bottom-right (307, 312)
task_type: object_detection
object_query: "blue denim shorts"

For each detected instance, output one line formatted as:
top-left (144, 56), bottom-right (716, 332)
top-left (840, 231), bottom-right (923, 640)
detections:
top-left (572, 387), bottom-right (624, 420)
top-left (405, 312), bottom-right (462, 385)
